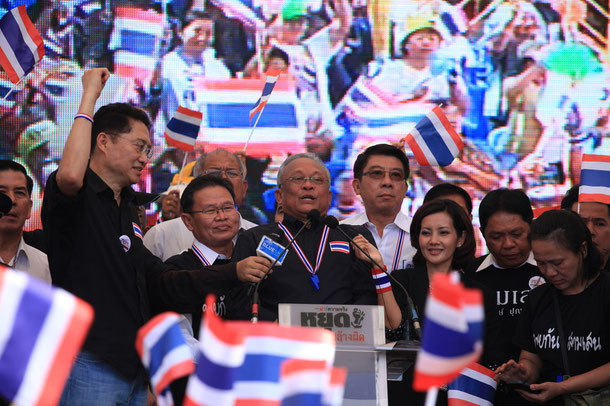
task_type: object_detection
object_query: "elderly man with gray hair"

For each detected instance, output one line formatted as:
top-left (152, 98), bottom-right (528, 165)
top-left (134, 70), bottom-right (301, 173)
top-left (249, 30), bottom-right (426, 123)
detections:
top-left (144, 149), bottom-right (256, 260)
top-left (231, 153), bottom-right (377, 321)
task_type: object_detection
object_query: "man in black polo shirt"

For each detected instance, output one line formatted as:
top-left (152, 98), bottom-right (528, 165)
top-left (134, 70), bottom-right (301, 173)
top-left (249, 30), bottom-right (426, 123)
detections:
top-left (42, 68), bottom-right (271, 406)
top-left (232, 153), bottom-right (377, 321)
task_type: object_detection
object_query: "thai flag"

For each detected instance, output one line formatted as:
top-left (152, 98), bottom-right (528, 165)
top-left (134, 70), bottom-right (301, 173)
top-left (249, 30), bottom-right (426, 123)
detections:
top-left (209, 0), bottom-right (265, 30)
top-left (132, 222), bottom-right (143, 239)
top-left (329, 241), bottom-right (350, 254)
top-left (184, 295), bottom-right (247, 406)
top-left (0, 265), bottom-right (93, 406)
top-left (413, 273), bottom-right (483, 391)
top-left (136, 312), bottom-right (195, 406)
top-left (448, 363), bottom-right (497, 406)
top-left (0, 5), bottom-right (44, 84)
top-left (279, 360), bottom-right (329, 406)
top-left (579, 154), bottom-right (610, 204)
top-left (234, 321), bottom-right (336, 405)
top-left (322, 367), bottom-right (347, 406)
top-left (404, 105), bottom-right (464, 167)
top-left (165, 106), bottom-right (202, 151)
top-left (249, 68), bottom-right (282, 121)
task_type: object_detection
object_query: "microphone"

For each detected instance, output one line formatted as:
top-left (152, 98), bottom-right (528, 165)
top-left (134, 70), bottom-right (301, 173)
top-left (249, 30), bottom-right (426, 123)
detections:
top-left (0, 193), bottom-right (12, 218)
top-left (321, 215), bottom-right (422, 340)
top-left (251, 209), bottom-right (320, 322)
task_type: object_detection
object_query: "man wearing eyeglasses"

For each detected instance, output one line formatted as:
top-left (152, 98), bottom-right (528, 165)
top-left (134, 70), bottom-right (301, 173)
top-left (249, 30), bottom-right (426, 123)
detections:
top-left (232, 153), bottom-right (377, 321)
top-left (42, 69), bottom-right (271, 406)
top-left (143, 149), bottom-right (257, 261)
top-left (342, 144), bottom-right (416, 272)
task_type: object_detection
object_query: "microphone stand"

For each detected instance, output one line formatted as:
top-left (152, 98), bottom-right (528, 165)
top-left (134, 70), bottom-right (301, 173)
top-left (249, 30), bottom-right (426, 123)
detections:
top-left (322, 216), bottom-right (422, 340)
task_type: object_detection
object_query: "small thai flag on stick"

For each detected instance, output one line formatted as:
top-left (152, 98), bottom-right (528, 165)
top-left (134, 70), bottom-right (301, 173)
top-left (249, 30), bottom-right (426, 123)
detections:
top-left (0, 5), bottom-right (44, 84)
top-left (448, 363), bottom-right (497, 406)
top-left (249, 68), bottom-right (282, 122)
top-left (403, 105), bottom-right (464, 167)
top-left (579, 154), bottom-right (610, 204)
top-left (165, 106), bottom-right (202, 152)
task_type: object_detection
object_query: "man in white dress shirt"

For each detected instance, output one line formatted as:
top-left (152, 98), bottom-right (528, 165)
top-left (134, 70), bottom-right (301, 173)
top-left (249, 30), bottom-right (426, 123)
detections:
top-left (0, 160), bottom-right (50, 283)
top-left (144, 150), bottom-right (255, 260)
top-left (342, 144), bottom-right (415, 272)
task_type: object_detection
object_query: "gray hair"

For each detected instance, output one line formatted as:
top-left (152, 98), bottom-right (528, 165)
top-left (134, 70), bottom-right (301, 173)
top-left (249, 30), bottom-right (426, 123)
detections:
top-left (193, 149), bottom-right (247, 179)
top-left (277, 153), bottom-right (330, 187)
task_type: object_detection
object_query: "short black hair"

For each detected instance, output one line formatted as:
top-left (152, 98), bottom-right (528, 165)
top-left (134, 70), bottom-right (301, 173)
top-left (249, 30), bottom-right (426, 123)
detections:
top-left (532, 209), bottom-right (602, 281)
top-left (353, 144), bottom-right (410, 180)
top-left (423, 183), bottom-right (473, 214)
top-left (479, 188), bottom-right (533, 234)
top-left (0, 160), bottom-right (33, 196)
top-left (410, 199), bottom-right (476, 269)
top-left (91, 103), bottom-right (152, 155)
top-left (181, 10), bottom-right (213, 31)
top-left (267, 47), bottom-right (289, 66)
top-left (561, 184), bottom-right (610, 218)
top-left (181, 175), bottom-right (235, 213)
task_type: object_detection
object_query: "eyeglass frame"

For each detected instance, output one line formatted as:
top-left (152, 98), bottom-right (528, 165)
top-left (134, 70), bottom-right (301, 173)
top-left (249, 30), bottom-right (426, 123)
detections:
top-left (201, 168), bottom-right (244, 179)
top-left (111, 133), bottom-right (153, 159)
top-left (280, 175), bottom-right (328, 188)
top-left (361, 168), bottom-right (407, 183)
top-left (184, 204), bottom-right (238, 217)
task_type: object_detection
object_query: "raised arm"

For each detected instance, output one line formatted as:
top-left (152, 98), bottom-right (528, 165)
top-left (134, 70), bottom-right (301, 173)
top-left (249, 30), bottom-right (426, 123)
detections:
top-left (56, 68), bottom-right (110, 196)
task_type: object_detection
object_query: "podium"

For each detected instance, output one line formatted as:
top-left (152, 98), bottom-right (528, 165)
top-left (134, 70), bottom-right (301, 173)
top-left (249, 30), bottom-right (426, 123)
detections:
top-left (279, 304), bottom-right (388, 405)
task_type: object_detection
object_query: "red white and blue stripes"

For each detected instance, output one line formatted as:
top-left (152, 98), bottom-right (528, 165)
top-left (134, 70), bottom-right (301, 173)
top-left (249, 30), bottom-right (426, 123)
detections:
top-left (448, 363), bottom-right (497, 406)
top-left (579, 154), bottom-right (610, 205)
top-left (136, 312), bottom-right (195, 406)
top-left (413, 272), bottom-right (483, 391)
top-left (0, 6), bottom-right (44, 84)
top-left (0, 265), bottom-right (93, 406)
top-left (404, 105), bottom-right (464, 167)
top-left (391, 230), bottom-right (406, 271)
top-left (249, 69), bottom-right (282, 121)
top-left (279, 360), bottom-right (329, 406)
top-left (372, 267), bottom-right (392, 294)
top-left (165, 106), bottom-right (202, 152)
top-left (277, 223), bottom-right (329, 279)
top-left (132, 222), bottom-right (143, 239)
top-left (329, 241), bottom-right (350, 254)
top-left (192, 243), bottom-right (212, 266)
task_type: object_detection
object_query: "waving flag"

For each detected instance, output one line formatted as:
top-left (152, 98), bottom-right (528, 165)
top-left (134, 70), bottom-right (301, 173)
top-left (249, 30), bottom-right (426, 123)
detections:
top-left (0, 265), bottom-right (93, 406)
top-left (579, 154), bottom-right (610, 204)
top-left (448, 363), bottom-right (497, 406)
top-left (404, 105), bottom-right (464, 167)
top-left (184, 295), bottom-right (247, 406)
top-left (136, 312), bottom-right (195, 406)
top-left (165, 106), bottom-right (202, 151)
top-left (249, 69), bottom-right (282, 121)
top-left (279, 360), bottom-right (329, 406)
top-left (0, 5), bottom-right (45, 84)
top-left (413, 273), bottom-right (483, 391)
top-left (322, 367), bottom-right (348, 406)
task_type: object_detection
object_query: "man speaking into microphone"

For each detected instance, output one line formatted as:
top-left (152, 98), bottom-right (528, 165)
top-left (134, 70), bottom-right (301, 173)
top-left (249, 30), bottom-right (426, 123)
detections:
top-left (232, 153), bottom-right (377, 321)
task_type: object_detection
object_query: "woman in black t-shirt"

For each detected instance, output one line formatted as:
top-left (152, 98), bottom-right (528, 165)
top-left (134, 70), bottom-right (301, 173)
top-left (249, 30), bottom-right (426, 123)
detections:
top-left (496, 209), bottom-right (610, 404)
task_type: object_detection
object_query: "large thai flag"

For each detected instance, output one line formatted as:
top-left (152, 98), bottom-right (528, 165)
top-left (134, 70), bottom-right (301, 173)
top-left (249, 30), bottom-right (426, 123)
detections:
top-left (165, 106), bottom-right (202, 151)
top-left (413, 273), bottom-right (483, 391)
top-left (447, 363), bottom-right (497, 406)
top-left (0, 265), bottom-right (94, 406)
top-left (0, 5), bottom-right (44, 84)
top-left (249, 68), bottom-right (282, 121)
top-left (579, 154), bottom-right (610, 204)
top-left (404, 105), bottom-right (464, 167)
top-left (136, 312), bottom-right (195, 406)
top-left (184, 295), bottom-right (247, 406)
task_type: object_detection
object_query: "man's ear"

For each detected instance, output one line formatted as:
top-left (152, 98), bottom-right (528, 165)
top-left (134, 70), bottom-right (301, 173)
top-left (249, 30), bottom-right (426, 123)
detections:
top-left (580, 242), bottom-right (588, 259)
top-left (275, 187), bottom-right (283, 205)
top-left (181, 213), bottom-right (195, 232)
top-left (352, 178), bottom-right (361, 195)
top-left (96, 132), bottom-right (111, 154)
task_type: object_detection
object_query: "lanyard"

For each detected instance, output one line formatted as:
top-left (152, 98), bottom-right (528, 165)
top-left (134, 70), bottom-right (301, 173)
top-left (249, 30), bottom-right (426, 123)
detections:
top-left (192, 243), bottom-right (212, 266)
top-left (278, 222), bottom-right (329, 290)
top-left (391, 229), bottom-right (406, 271)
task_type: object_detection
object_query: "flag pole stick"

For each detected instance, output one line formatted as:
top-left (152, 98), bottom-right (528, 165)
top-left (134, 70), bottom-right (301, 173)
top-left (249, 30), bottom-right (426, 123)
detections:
top-left (176, 151), bottom-right (189, 186)
top-left (1, 74), bottom-right (26, 102)
top-left (424, 387), bottom-right (438, 406)
top-left (244, 107), bottom-right (265, 152)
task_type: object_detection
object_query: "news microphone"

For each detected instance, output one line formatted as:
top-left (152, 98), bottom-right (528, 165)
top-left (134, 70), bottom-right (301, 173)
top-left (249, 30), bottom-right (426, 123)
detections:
top-left (0, 193), bottom-right (12, 218)
top-left (251, 209), bottom-right (320, 322)
top-left (321, 215), bottom-right (422, 340)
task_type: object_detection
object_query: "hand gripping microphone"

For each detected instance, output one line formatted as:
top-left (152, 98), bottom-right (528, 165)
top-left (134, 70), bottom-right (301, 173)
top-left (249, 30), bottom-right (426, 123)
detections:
top-left (321, 215), bottom-right (422, 340)
top-left (251, 209), bottom-right (321, 323)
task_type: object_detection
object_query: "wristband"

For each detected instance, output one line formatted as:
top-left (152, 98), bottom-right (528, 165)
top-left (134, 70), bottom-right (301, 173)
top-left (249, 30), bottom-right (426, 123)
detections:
top-left (372, 266), bottom-right (392, 293)
top-left (74, 113), bottom-right (93, 124)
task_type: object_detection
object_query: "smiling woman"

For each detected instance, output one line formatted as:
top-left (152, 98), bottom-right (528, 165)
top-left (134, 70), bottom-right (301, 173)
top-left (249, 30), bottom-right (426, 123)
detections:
top-left (496, 210), bottom-right (610, 405)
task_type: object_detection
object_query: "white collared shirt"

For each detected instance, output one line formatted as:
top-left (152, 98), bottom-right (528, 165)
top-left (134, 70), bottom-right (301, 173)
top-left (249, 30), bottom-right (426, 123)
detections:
top-left (191, 239), bottom-right (229, 265)
top-left (475, 251), bottom-right (537, 272)
top-left (144, 214), bottom-right (256, 261)
top-left (1, 237), bottom-right (51, 284)
top-left (342, 211), bottom-right (416, 272)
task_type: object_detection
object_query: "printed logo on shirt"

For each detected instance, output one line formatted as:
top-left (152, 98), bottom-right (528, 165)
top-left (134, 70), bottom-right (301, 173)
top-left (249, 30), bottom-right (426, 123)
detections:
top-left (528, 275), bottom-right (546, 290)
top-left (329, 241), bottom-right (350, 254)
top-left (132, 222), bottom-right (143, 239)
top-left (119, 235), bottom-right (131, 252)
